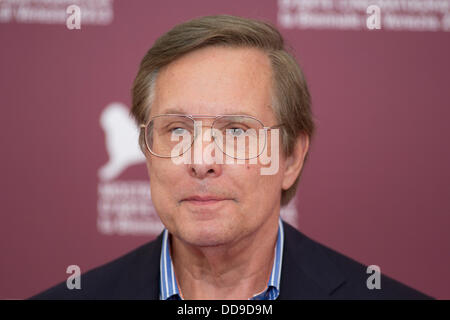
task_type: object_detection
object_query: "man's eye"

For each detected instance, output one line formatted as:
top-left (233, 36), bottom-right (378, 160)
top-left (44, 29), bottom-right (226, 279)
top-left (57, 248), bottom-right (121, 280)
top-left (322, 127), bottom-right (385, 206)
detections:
top-left (227, 128), bottom-right (245, 136)
top-left (171, 127), bottom-right (188, 135)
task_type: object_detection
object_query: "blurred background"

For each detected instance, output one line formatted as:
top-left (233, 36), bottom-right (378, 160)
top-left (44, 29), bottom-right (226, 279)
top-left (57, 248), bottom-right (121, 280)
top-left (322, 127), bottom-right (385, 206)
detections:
top-left (0, 0), bottom-right (449, 299)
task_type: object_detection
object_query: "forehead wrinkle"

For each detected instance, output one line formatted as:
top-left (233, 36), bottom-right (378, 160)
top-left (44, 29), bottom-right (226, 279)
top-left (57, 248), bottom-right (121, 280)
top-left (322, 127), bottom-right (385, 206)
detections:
top-left (160, 47), bottom-right (271, 94)
top-left (152, 46), bottom-right (275, 123)
top-left (156, 106), bottom-right (266, 118)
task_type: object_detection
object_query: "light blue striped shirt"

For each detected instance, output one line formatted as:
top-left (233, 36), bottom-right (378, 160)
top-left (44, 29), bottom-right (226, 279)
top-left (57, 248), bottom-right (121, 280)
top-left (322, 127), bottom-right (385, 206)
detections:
top-left (159, 218), bottom-right (284, 300)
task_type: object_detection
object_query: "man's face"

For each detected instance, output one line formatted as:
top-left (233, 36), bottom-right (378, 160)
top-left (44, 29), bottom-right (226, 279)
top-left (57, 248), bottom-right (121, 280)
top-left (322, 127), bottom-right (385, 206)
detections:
top-left (146, 46), bottom-right (292, 247)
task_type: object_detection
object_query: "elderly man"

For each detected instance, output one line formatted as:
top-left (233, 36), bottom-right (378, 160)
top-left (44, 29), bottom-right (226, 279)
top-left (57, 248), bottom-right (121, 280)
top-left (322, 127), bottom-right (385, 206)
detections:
top-left (33, 15), bottom-right (430, 300)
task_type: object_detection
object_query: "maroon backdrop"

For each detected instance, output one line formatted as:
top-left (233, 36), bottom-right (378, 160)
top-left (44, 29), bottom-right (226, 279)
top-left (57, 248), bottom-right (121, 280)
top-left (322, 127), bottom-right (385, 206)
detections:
top-left (1, 0), bottom-right (449, 299)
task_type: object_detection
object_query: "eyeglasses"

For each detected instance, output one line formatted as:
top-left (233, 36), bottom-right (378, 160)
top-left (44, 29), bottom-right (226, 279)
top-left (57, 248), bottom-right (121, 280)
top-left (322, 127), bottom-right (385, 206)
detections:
top-left (140, 114), bottom-right (283, 160)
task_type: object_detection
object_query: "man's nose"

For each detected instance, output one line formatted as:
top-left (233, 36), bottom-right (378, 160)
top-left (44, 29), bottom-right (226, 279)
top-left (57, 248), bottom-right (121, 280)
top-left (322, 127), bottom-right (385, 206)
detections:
top-left (187, 125), bottom-right (223, 179)
top-left (188, 161), bottom-right (222, 179)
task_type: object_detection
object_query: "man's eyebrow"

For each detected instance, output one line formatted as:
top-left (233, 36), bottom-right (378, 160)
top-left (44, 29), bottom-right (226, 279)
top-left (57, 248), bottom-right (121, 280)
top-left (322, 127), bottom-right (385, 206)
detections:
top-left (158, 107), bottom-right (257, 117)
top-left (159, 108), bottom-right (187, 114)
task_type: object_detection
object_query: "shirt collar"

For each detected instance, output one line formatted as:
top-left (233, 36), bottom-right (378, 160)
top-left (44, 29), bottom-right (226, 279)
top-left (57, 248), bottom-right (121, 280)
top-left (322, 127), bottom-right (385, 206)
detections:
top-left (159, 218), bottom-right (285, 300)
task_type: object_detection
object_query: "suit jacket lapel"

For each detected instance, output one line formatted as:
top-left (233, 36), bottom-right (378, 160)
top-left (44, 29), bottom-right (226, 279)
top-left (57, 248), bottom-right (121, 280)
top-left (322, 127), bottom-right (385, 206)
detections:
top-left (127, 231), bottom-right (163, 299)
top-left (278, 221), bottom-right (346, 299)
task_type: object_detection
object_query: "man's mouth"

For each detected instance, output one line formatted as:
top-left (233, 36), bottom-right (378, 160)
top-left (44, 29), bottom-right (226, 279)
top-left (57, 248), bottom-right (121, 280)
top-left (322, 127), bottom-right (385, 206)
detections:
top-left (181, 195), bottom-right (232, 205)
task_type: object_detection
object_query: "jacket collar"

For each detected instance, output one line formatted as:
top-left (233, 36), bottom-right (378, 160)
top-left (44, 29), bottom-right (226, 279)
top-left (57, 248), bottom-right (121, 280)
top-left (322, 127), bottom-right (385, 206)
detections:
top-left (278, 221), bottom-right (346, 299)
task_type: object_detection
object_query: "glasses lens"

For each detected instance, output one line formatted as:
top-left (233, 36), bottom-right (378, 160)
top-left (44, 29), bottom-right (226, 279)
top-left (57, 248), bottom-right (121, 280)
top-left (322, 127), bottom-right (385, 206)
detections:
top-left (213, 116), bottom-right (265, 160)
top-left (146, 115), bottom-right (194, 157)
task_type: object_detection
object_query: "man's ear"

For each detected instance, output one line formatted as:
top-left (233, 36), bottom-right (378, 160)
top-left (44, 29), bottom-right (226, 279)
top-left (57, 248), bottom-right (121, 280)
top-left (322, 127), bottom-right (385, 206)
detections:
top-left (281, 134), bottom-right (310, 190)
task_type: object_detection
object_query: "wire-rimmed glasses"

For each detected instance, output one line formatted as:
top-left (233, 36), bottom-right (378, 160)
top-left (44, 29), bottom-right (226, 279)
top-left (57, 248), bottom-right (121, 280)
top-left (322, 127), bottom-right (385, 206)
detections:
top-left (140, 114), bottom-right (283, 160)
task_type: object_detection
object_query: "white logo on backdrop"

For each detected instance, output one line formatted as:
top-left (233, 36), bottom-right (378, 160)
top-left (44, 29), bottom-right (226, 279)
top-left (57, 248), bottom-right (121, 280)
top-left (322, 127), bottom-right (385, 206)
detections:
top-left (97, 102), bottom-right (299, 236)
top-left (0, 0), bottom-right (114, 26)
top-left (278, 0), bottom-right (450, 32)
top-left (99, 102), bottom-right (145, 181)
top-left (97, 102), bottom-right (162, 236)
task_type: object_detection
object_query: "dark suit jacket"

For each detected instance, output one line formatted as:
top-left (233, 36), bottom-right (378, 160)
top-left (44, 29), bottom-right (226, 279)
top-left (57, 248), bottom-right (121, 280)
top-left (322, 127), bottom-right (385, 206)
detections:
top-left (31, 221), bottom-right (432, 299)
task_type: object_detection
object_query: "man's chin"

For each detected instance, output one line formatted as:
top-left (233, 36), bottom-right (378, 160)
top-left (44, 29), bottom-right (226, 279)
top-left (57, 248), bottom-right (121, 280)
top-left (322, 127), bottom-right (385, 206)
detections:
top-left (185, 238), bottom-right (230, 248)
top-left (174, 223), bottom-right (237, 248)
